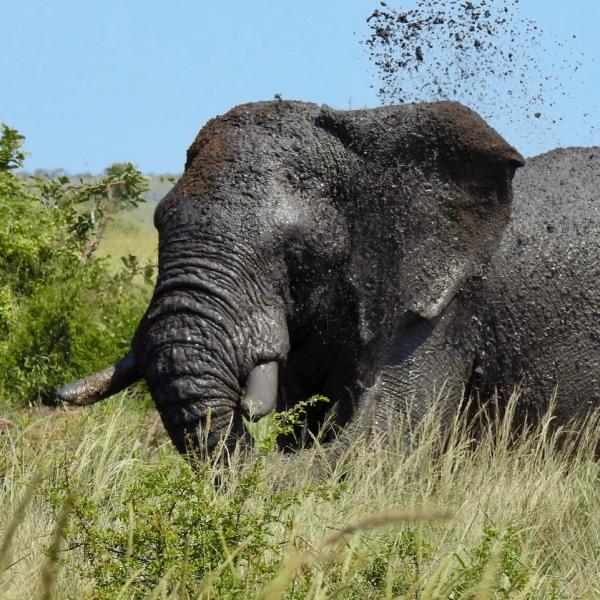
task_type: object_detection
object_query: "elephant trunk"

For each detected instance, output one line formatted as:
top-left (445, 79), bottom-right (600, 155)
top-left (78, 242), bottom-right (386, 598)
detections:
top-left (141, 328), bottom-right (283, 453)
top-left (133, 231), bottom-right (289, 453)
top-left (148, 355), bottom-right (280, 454)
top-left (141, 339), bottom-right (239, 453)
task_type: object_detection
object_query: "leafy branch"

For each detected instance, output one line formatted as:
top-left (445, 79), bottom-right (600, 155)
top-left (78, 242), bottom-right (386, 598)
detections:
top-left (30, 163), bottom-right (149, 263)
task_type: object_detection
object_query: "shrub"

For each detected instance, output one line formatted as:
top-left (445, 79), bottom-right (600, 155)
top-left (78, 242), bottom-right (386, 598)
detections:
top-left (0, 124), bottom-right (153, 405)
top-left (47, 401), bottom-right (342, 599)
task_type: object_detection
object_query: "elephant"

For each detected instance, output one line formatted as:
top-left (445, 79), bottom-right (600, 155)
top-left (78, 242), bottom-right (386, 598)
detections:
top-left (367, 146), bottom-right (600, 435)
top-left (56, 99), bottom-right (524, 454)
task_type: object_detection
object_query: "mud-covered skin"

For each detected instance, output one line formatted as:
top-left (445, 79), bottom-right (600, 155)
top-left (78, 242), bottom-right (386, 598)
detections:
top-left (469, 147), bottom-right (600, 424)
top-left (128, 99), bottom-right (522, 453)
top-left (373, 147), bottom-right (600, 432)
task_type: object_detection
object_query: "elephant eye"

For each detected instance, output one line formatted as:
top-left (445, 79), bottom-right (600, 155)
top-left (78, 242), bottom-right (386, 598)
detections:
top-left (474, 161), bottom-right (513, 189)
top-left (506, 158), bottom-right (523, 177)
top-left (451, 166), bottom-right (510, 207)
top-left (479, 170), bottom-right (512, 204)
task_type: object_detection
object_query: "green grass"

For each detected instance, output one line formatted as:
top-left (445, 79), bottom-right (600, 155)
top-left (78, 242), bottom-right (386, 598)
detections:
top-left (97, 202), bottom-right (158, 269)
top-left (0, 393), bottom-right (598, 599)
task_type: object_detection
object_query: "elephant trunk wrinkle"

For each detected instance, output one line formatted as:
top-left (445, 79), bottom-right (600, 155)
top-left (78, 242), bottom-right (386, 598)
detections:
top-left (150, 358), bottom-right (242, 453)
top-left (157, 228), bottom-right (270, 290)
top-left (144, 291), bottom-right (243, 347)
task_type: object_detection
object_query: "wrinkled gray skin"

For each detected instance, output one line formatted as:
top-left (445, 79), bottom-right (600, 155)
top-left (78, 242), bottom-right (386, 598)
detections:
top-left (57, 100), bottom-right (524, 455)
top-left (368, 147), bottom-right (600, 433)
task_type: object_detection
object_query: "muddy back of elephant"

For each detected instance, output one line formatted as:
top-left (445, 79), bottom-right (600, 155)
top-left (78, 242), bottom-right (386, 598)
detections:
top-left (469, 146), bottom-right (600, 429)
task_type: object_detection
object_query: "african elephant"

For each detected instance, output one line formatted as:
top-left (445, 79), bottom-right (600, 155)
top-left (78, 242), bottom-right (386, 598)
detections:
top-left (367, 146), bottom-right (600, 434)
top-left (56, 99), bottom-right (524, 454)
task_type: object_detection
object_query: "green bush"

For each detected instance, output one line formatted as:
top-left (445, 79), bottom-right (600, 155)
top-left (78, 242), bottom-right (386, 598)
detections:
top-left (55, 459), bottom-right (289, 598)
top-left (0, 124), bottom-right (153, 405)
top-left (452, 524), bottom-right (532, 598)
top-left (46, 402), bottom-right (342, 599)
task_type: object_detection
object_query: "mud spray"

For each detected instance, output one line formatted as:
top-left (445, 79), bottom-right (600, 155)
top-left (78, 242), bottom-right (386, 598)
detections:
top-left (362, 0), bottom-right (597, 153)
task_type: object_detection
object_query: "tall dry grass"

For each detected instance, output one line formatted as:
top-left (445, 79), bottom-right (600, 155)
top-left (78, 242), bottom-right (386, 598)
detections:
top-left (0, 393), bottom-right (598, 599)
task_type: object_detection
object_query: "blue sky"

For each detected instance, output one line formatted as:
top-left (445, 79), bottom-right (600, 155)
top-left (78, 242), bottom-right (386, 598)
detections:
top-left (2, 0), bottom-right (598, 173)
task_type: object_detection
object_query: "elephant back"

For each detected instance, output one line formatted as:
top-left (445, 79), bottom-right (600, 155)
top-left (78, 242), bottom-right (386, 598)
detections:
top-left (467, 147), bottom-right (600, 425)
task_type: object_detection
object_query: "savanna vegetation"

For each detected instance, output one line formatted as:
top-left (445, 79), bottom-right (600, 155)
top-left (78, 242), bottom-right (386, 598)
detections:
top-left (0, 125), bottom-right (160, 408)
top-left (1, 127), bottom-right (599, 599)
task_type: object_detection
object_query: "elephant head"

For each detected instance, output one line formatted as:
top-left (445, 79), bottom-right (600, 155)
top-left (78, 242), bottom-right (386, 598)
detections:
top-left (57, 100), bottom-right (523, 454)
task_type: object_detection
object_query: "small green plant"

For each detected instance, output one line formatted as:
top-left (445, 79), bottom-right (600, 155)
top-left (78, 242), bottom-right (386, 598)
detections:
top-left (452, 524), bottom-right (533, 597)
top-left (361, 531), bottom-right (434, 595)
top-left (0, 125), bottom-right (26, 171)
top-left (245, 394), bottom-right (331, 452)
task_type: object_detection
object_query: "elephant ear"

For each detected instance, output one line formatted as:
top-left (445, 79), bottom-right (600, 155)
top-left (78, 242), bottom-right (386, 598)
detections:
top-left (345, 227), bottom-right (468, 347)
top-left (315, 105), bottom-right (429, 344)
top-left (315, 102), bottom-right (523, 347)
top-left (316, 105), bottom-right (451, 342)
top-left (351, 253), bottom-right (401, 346)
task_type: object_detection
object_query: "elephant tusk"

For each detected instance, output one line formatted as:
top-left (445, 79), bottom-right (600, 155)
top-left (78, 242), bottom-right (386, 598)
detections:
top-left (241, 361), bottom-right (278, 420)
top-left (55, 352), bottom-right (140, 406)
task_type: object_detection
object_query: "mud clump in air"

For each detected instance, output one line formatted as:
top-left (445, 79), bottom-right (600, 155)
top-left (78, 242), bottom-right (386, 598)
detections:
top-left (362, 0), bottom-right (596, 151)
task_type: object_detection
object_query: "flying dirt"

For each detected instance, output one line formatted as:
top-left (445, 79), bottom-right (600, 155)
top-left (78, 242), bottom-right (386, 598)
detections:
top-left (362, 0), bottom-right (597, 150)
